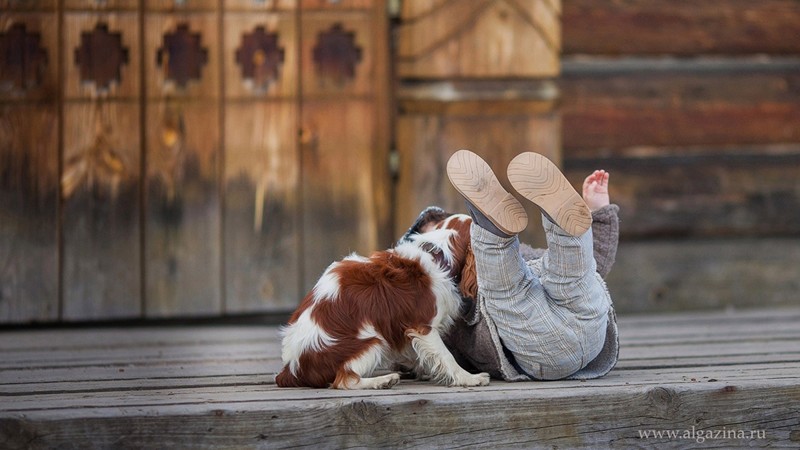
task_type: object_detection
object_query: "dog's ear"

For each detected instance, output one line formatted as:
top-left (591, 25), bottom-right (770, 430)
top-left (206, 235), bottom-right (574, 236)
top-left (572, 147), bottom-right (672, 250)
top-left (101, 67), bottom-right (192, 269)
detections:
top-left (398, 206), bottom-right (451, 243)
top-left (458, 242), bottom-right (478, 300)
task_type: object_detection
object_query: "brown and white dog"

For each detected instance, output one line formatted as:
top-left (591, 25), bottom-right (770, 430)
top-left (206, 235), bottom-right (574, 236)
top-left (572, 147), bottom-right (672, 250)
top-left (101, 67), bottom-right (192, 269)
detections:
top-left (275, 211), bottom-right (487, 389)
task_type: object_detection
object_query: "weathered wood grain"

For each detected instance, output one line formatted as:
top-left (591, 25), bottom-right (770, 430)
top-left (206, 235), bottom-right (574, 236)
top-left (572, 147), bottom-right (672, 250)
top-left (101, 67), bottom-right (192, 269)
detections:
top-left (560, 60), bottom-right (800, 154)
top-left (598, 237), bottom-right (800, 314)
top-left (563, 0), bottom-right (800, 56)
top-left (301, 0), bottom-right (374, 9)
top-left (224, 101), bottom-right (301, 312)
top-left (145, 0), bottom-right (217, 11)
top-left (566, 145), bottom-right (800, 238)
top-left (61, 102), bottom-right (141, 321)
top-left (397, 0), bottom-right (560, 78)
top-left (300, 99), bottom-right (383, 285)
top-left (1, 308), bottom-right (798, 448)
top-left (299, 6), bottom-right (390, 289)
top-left (64, 0), bottom-right (137, 10)
top-left (0, 326), bottom-right (279, 351)
top-left (145, 101), bottom-right (221, 317)
top-left (0, 0), bottom-right (56, 9)
top-left (223, 8), bottom-right (302, 314)
top-left (0, 106), bottom-right (59, 324)
top-left (1, 378), bottom-right (797, 448)
top-left (224, 0), bottom-right (296, 11)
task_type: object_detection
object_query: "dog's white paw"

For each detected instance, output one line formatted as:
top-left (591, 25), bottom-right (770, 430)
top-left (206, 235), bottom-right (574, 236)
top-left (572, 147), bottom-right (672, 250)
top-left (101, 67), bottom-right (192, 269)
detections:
top-left (373, 373), bottom-right (401, 389)
top-left (451, 372), bottom-right (490, 387)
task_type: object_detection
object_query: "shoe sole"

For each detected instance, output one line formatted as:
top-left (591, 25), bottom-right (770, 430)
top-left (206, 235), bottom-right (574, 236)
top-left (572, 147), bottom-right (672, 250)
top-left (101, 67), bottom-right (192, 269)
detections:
top-left (507, 152), bottom-right (591, 237)
top-left (446, 150), bottom-right (528, 235)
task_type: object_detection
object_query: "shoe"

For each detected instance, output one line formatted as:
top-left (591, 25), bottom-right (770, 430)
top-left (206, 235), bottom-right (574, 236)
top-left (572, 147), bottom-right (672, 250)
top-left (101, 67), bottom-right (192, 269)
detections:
top-left (507, 152), bottom-right (591, 237)
top-left (447, 150), bottom-right (528, 236)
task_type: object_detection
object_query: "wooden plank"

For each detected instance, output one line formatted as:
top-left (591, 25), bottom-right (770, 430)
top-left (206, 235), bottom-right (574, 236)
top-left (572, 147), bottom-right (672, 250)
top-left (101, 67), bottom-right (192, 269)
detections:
top-left (4, 361), bottom-right (798, 396)
top-left (3, 360), bottom-right (799, 411)
top-left (223, 8), bottom-right (301, 313)
top-left (0, 326), bottom-right (279, 351)
top-left (144, 100), bottom-right (221, 318)
top-left (397, 0), bottom-right (560, 78)
top-left (61, 11), bottom-right (143, 321)
top-left (224, 101), bottom-right (301, 312)
top-left (3, 367), bottom-right (798, 413)
top-left (618, 306), bottom-right (800, 327)
top-left (64, 0), bottom-right (137, 10)
top-left (396, 100), bottom-right (560, 248)
top-left (299, 8), bottom-right (390, 289)
top-left (224, 0), bottom-right (296, 11)
top-left (560, 61), bottom-right (800, 154)
top-left (300, 99), bottom-right (381, 284)
top-left (0, 105), bottom-right (59, 324)
top-left (595, 238), bottom-right (800, 314)
top-left (623, 328), bottom-right (800, 346)
top-left (61, 102), bottom-right (141, 321)
top-left (0, 360), bottom-right (279, 385)
top-left (566, 147), bottom-right (800, 238)
top-left (144, 0), bottom-right (220, 319)
top-left (0, 0), bottom-right (56, 9)
top-left (0, 343), bottom-right (269, 369)
top-left (144, 0), bottom-right (217, 11)
top-left (620, 340), bottom-right (800, 361)
top-left (300, 0), bottom-right (374, 9)
top-left (0, 374), bottom-right (274, 396)
top-left (0, 308), bottom-right (798, 447)
top-left (562, 0), bottom-right (800, 56)
top-left (1, 382), bottom-right (798, 448)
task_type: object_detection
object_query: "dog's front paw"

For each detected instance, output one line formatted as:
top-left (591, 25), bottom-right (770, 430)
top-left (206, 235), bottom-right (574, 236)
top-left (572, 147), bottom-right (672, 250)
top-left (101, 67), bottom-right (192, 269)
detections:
top-left (375, 373), bottom-right (401, 389)
top-left (452, 372), bottom-right (490, 387)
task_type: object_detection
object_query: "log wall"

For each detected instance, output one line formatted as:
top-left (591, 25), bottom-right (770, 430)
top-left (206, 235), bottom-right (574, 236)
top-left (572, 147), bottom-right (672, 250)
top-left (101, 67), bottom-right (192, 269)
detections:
top-left (560, 0), bottom-right (800, 311)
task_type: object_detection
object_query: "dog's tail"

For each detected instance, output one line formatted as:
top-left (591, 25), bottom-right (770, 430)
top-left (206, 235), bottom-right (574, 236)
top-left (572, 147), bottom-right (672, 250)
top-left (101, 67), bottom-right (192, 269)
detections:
top-left (275, 365), bottom-right (303, 387)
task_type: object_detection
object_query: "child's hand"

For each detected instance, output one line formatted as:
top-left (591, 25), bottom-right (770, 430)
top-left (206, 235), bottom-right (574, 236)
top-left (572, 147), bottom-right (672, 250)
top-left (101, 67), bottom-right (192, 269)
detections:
top-left (582, 170), bottom-right (610, 212)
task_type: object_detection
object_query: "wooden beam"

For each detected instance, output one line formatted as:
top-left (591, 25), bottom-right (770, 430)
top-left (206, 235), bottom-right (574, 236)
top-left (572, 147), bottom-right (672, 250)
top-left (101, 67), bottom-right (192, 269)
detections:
top-left (563, 0), bottom-right (800, 56)
top-left (600, 237), bottom-right (800, 313)
top-left (560, 60), bottom-right (800, 155)
top-left (565, 146), bottom-right (800, 237)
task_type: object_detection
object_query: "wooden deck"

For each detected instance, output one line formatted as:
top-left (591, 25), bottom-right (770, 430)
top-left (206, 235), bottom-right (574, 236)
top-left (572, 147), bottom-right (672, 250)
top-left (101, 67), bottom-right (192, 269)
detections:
top-left (1, 307), bottom-right (799, 449)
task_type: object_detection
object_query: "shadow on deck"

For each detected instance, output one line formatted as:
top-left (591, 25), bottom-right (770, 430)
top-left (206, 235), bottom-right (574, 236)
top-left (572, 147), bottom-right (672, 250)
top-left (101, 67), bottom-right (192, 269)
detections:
top-left (1, 307), bottom-right (799, 448)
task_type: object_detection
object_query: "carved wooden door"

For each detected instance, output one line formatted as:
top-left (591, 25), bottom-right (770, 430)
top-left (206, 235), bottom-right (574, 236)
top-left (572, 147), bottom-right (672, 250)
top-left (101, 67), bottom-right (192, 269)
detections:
top-left (0, 0), bottom-right (389, 323)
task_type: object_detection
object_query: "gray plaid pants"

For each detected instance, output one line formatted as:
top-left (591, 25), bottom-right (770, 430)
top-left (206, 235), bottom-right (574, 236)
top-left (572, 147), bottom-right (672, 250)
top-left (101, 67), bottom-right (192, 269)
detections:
top-left (472, 216), bottom-right (611, 380)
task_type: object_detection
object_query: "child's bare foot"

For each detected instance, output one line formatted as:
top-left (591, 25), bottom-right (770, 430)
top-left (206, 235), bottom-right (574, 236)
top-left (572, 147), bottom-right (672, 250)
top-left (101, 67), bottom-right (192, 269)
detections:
top-left (582, 170), bottom-right (610, 212)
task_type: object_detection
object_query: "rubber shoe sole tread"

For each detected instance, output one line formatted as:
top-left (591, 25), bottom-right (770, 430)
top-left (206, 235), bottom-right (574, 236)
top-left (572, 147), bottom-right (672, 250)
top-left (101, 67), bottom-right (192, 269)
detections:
top-left (447, 150), bottom-right (528, 235)
top-left (507, 152), bottom-right (591, 237)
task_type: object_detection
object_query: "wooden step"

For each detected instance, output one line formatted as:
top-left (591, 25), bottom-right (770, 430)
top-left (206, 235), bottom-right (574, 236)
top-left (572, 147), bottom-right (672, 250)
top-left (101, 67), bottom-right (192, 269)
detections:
top-left (1, 307), bottom-right (799, 448)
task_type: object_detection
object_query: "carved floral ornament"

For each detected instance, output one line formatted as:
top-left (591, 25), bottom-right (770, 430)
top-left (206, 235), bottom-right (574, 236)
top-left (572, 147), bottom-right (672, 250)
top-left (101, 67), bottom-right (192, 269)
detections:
top-left (4, 21), bottom-right (366, 93)
top-left (157, 24), bottom-right (208, 89)
top-left (0, 23), bottom-right (48, 92)
top-left (235, 26), bottom-right (285, 92)
top-left (312, 23), bottom-right (362, 86)
top-left (74, 23), bottom-right (129, 92)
